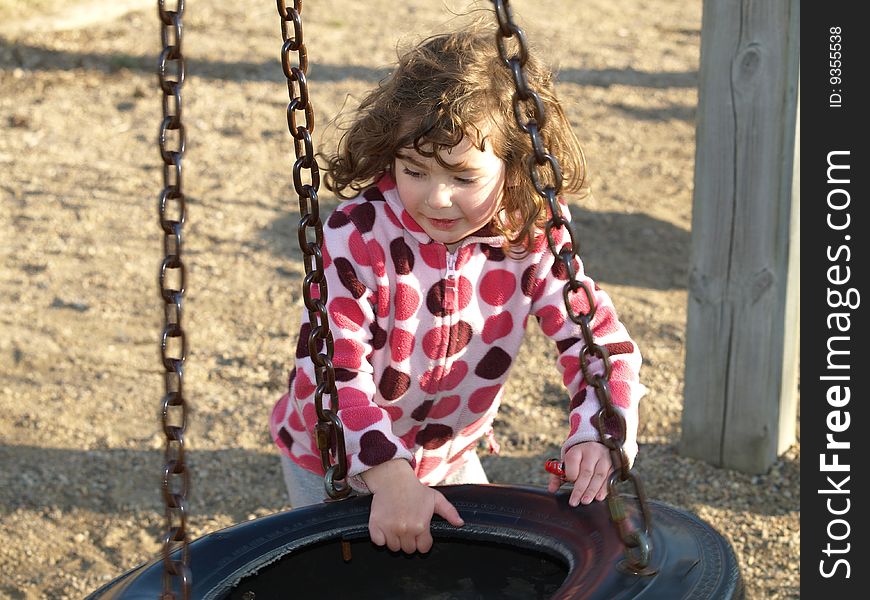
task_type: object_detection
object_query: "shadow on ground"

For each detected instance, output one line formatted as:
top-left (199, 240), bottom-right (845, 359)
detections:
top-left (1, 441), bottom-right (797, 521)
top-left (2, 40), bottom-right (697, 93)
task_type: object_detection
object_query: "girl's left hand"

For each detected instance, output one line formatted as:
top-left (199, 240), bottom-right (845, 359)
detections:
top-left (546, 441), bottom-right (613, 506)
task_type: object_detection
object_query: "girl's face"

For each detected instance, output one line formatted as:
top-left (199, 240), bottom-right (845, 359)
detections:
top-left (394, 129), bottom-right (506, 250)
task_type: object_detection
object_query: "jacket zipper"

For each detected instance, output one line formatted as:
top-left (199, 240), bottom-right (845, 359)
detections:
top-left (436, 248), bottom-right (459, 396)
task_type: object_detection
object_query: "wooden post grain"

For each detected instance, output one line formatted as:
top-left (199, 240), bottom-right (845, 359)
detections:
top-left (680, 0), bottom-right (800, 473)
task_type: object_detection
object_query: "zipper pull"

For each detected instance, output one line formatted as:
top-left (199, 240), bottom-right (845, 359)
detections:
top-left (444, 250), bottom-right (458, 311)
top-left (446, 250), bottom-right (457, 279)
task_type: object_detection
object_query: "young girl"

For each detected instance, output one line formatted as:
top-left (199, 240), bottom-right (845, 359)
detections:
top-left (270, 22), bottom-right (644, 556)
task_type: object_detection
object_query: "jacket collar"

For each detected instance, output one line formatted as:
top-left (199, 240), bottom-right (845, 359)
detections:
top-left (376, 172), bottom-right (506, 249)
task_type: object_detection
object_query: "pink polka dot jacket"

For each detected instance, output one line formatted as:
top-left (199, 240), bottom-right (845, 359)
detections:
top-left (269, 173), bottom-right (644, 490)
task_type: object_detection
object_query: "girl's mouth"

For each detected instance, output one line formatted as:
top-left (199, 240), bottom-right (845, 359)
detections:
top-left (429, 217), bottom-right (459, 230)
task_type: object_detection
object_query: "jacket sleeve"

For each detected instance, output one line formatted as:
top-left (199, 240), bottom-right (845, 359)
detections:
top-left (527, 201), bottom-right (644, 467)
top-left (293, 200), bottom-right (414, 490)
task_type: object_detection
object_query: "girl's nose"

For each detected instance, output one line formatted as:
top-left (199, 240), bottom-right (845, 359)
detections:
top-left (426, 185), bottom-right (452, 209)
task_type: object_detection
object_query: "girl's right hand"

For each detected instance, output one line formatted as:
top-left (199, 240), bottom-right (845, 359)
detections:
top-left (361, 459), bottom-right (465, 554)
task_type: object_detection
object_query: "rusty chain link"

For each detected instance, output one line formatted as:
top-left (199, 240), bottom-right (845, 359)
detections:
top-left (156, 1), bottom-right (191, 598)
top-left (276, 0), bottom-right (351, 500)
top-left (490, 0), bottom-right (654, 573)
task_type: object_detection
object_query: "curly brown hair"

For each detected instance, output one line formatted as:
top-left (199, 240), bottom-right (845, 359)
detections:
top-left (323, 20), bottom-right (587, 253)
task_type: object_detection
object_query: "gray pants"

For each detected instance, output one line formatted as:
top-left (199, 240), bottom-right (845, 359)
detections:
top-left (280, 452), bottom-right (489, 508)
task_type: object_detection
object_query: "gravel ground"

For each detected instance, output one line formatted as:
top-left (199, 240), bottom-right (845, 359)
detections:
top-left (0, 1), bottom-right (798, 598)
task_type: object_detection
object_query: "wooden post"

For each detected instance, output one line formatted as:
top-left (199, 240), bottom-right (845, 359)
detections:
top-left (680, 0), bottom-right (800, 473)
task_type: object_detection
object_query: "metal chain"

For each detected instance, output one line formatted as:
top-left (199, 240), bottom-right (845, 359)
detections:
top-left (276, 0), bottom-right (350, 499)
top-left (157, 1), bottom-right (191, 597)
top-left (490, 0), bottom-right (654, 573)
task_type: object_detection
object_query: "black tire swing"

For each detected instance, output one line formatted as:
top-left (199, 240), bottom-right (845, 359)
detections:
top-left (89, 1), bottom-right (744, 599)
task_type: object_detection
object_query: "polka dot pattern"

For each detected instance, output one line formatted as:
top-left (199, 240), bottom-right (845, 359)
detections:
top-left (276, 428), bottom-right (294, 452)
top-left (560, 355), bottom-right (580, 387)
top-left (327, 210), bottom-right (350, 229)
top-left (480, 270), bottom-right (517, 306)
top-left (423, 322), bottom-right (473, 359)
top-left (379, 366), bottom-right (410, 401)
top-left (521, 265), bottom-right (538, 297)
top-left (416, 424), bottom-right (454, 450)
top-left (295, 323), bottom-right (313, 358)
top-left (350, 202), bottom-right (376, 233)
top-left (482, 312), bottom-right (512, 343)
top-left (376, 286), bottom-right (391, 318)
top-left (605, 341), bottom-right (635, 356)
top-left (370, 321), bottom-right (387, 350)
top-left (609, 380), bottom-right (633, 408)
top-left (569, 389), bottom-right (587, 411)
top-left (339, 387), bottom-right (371, 409)
top-left (335, 257), bottom-right (366, 299)
top-left (363, 187), bottom-right (385, 202)
top-left (474, 347), bottom-right (512, 379)
top-left (384, 405), bottom-right (404, 421)
top-left (400, 426), bottom-right (421, 449)
top-left (592, 306), bottom-right (620, 337)
top-left (287, 406), bottom-right (305, 432)
top-left (389, 328), bottom-right (415, 362)
top-left (429, 395), bottom-right (461, 419)
top-left (359, 430), bottom-right (398, 466)
top-left (411, 400), bottom-right (433, 421)
top-left (294, 370), bottom-right (314, 400)
top-left (394, 283), bottom-right (421, 321)
top-left (390, 238), bottom-right (415, 275)
top-left (335, 338), bottom-right (365, 369)
top-left (419, 243), bottom-right (443, 269)
top-left (273, 393), bottom-right (290, 424)
top-left (334, 368), bottom-right (357, 382)
top-left (425, 282), bottom-right (446, 317)
top-left (537, 305), bottom-right (565, 337)
top-left (421, 327), bottom-right (446, 359)
top-left (442, 361), bottom-right (469, 390)
top-left (329, 297), bottom-right (365, 331)
top-left (270, 183), bottom-right (641, 488)
top-left (481, 245), bottom-right (506, 261)
top-left (447, 321), bottom-right (473, 356)
top-left (469, 385), bottom-right (500, 413)
top-left (556, 337), bottom-right (581, 354)
top-left (296, 322), bottom-right (323, 359)
top-left (322, 241), bottom-right (332, 270)
top-left (343, 407), bottom-right (385, 431)
top-left (368, 239), bottom-right (386, 278)
top-left (568, 412), bottom-right (581, 437)
top-left (418, 360), bottom-right (469, 394)
top-left (385, 204), bottom-right (402, 228)
top-left (349, 230), bottom-right (370, 266)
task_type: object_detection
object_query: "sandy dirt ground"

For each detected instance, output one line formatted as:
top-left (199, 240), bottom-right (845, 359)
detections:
top-left (1, 1), bottom-right (798, 598)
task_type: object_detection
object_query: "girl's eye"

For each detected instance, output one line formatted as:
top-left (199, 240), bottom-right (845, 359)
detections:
top-left (455, 177), bottom-right (478, 185)
top-left (402, 167), bottom-right (423, 178)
